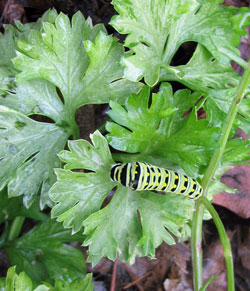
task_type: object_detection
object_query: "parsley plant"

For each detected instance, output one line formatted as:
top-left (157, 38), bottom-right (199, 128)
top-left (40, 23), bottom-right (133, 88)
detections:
top-left (0, 1), bottom-right (250, 290)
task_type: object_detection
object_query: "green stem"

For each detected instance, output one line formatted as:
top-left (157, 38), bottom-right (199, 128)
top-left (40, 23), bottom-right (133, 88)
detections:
top-left (72, 121), bottom-right (80, 140)
top-left (191, 58), bottom-right (250, 291)
top-left (200, 197), bottom-right (234, 291)
top-left (64, 104), bottom-right (80, 140)
top-left (200, 276), bottom-right (217, 291)
top-left (8, 216), bottom-right (25, 241)
top-left (191, 202), bottom-right (203, 290)
top-left (218, 47), bottom-right (248, 70)
top-left (202, 59), bottom-right (250, 191)
top-left (0, 222), bottom-right (9, 248)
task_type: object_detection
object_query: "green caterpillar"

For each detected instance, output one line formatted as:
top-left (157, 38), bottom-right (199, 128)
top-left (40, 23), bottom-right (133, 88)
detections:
top-left (110, 162), bottom-right (203, 200)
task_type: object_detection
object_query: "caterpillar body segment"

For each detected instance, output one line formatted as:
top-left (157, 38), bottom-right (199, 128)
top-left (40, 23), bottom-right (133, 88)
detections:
top-left (110, 162), bottom-right (203, 200)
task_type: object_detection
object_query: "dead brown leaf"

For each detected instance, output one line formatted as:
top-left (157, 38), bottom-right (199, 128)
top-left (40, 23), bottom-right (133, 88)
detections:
top-left (213, 165), bottom-right (250, 218)
top-left (0, 0), bottom-right (26, 24)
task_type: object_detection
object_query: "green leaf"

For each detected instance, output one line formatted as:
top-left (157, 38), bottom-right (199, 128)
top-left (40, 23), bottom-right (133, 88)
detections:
top-left (50, 131), bottom-right (115, 233)
top-left (83, 187), bottom-right (193, 264)
top-left (0, 79), bottom-right (72, 209)
top-left (237, 95), bottom-right (250, 134)
top-left (0, 266), bottom-right (49, 291)
top-left (50, 131), bottom-right (195, 265)
top-left (13, 271), bottom-right (33, 291)
top-left (0, 25), bottom-right (17, 69)
top-left (0, 106), bottom-right (68, 208)
top-left (5, 220), bottom-right (85, 283)
top-left (106, 83), bottom-right (219, 176)
top-left (0, 66), bottom-right (16, 97)
top-left (5, 265), bottom-right (16, 291)
top-left (0, 80), bottom-right (68, 125)
top-left (0, 9), bottom-right (58, 97)
top-left (223, 138), bottom-right (250, 164)
top-left (53, 274), bottom-right (94, 291)
top-left (0, 11), bottom-right (141, 208)
top-left (13, 12), bottom-right (142, 110)
top-left (161, 45), bottom-right (238, 103)
top-left (159, 44), bottom-right (244, 129)
top-left (110, 0), bottom-right (246, 86)
top-left (0, 265), bottom-right (92, 291)
top-left (83, 187), bottom-right (143, 265)
top-left (14, 8), bottom-right (58, 37)
top-left (0, 25), bottom-right (17, 96)
top-left (136, 192), bottom-right (193, 256)
top-left (0, 189), bottom-right (47, 224)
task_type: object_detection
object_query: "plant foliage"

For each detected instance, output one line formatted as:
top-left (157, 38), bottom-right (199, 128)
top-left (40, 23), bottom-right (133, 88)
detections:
top-left (0, 9), bottom-right (141, 208)
top-left (110, 0), bottom-right (250, 128)
top-left (0, 266), bottom-right (93, 291)
top-left (50, 131), bottom-right (194, 265)
top-left (0, 0), bottom-right (250, 288)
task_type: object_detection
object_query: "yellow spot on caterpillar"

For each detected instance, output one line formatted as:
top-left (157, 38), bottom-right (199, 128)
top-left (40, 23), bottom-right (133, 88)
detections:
top-left (158, 173), bottom-right (161, 177)
top-left (182, 187), bottom-right (186, 190)
top-left (145, 182), bottom-right (149, 186)
top-left (165, 174), bottom-right (168, 177)
top-left (193, 181), bottom-right (197, 184)
top-left (152, 172), bottom-right (155, 176)
top-left (146, 172), bottom-right (150, 176)
top-left (149, 166), bottom-right (152, 168)
top-left (184, 178), bottom-right (188, 181)
top-left (135, 171), bottom-right (138, 174)
top-left (163, 183), bottom-right (167, 187)
top-left (191, 189), bottom-right (195, 192)
top-left (156, 183), bottom-right (159, 186)
top-left (175, 175), bottom-right (178, 179)
top-left (136, 164), bottom-right (138, 167)
top-left (150, 183), bottom-right (154, 186)
top-left (172, 184), bottom-right (177, 188)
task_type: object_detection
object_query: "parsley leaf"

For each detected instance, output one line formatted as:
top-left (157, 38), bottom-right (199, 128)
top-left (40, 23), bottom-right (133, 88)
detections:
top-left (50, 131), bottom-right (195, 265)
top-left (50, 131), bottom-right (114, 233)
top-left (0, 106), bottom-right (68, 208)
top-left (110, 0), bottom-right (246, 86)
top-left (0, 11), bottom-right (141, 208)
top-left (0, 189), bottom-right (47, 223)
top-left (5, 220), bottom-right (85, 283)
top-left (0, 266), bottom-right (48, 291)
top-left (0, 266), bottom-right (93, 291)
top-left (13, 12), bottom-right (141, 108)
top-left (0, 9), bottom-right (58, 97)
top-left (106, 83), bottom-right (219, 176)
top-left (0, 25), bottom-right (17, 96)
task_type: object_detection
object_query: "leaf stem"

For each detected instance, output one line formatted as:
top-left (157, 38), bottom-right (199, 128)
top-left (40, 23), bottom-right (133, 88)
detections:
top-left (191, 57), bottom-right (250, 291)
top-left (200, 275), bottom-right (217, 291)
top-left (0, 222), bottom-right (9, 248)
top-left (8, 216), bottom-right (25, 241)
top-left (200, 197), bottom-right (234, 291)
top-left (191, 201), bottom-right (203, 290)
top-left (72, 122), bottom-right (80, 140)
top-left (202, 58), bottom-right (250, 191)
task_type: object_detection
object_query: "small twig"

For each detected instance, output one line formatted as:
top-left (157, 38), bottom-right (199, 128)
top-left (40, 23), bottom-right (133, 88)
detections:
top-left (122, 263), bottom-right (144, 291)
top-left (110, 256), bottom-right (119, 291)
top-left (123, 271), bottom-right (152, 290)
